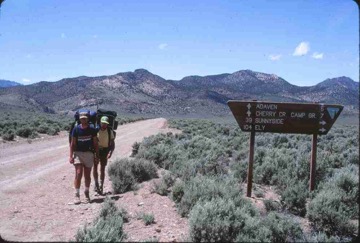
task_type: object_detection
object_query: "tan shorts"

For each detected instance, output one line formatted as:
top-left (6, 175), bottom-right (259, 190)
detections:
top-left (74, 151), bottom-right (94, 168)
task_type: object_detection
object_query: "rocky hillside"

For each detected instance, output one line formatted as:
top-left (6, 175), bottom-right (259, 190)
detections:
top-left (0, 69), bottom-right (358, 117)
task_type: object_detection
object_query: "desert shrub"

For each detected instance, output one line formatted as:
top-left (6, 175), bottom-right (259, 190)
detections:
top-left (46, 126), bottom-right (60, 136)
top-left (189, 197), bottom-right (258, 242)
top-left (142, 213), bottom-right (155, 225)
top-left (62, 122), bottom-right (72, 131)
top-left (170, 157), bottom-right (198, 182)
top-left (36, 124), bottom-right (49, 134)
top-left (254, 155), bottom-right (278, 185)
top-left (0, 110), bottom-right (72, 140)
top-left (152, 180), bottom-right (168, 196)
top-left (318, 165), bottom-right (359, 219)
top-left (136, 133), bottom-right (175, 167)
top-left (2, 129), bottom-right (15, 141)
top-left (235, 212), bottom-right (304, 242)
top-left (272, 134), bottom-right (289, 148)
top-left (141, 237), bottom-right (159, 242)
top-left (16, 126), bottom-right (33, 138)
top-left (152, 171), bottom-right (175, 196)
top-left (264, 199), bottom-right (280, 212)
top-left (280, 180), bottom-right (309, 216)
top-left (161, 170), bottom-right (175, 188)
top-left (171, 179), bottom-right (185, 203)
top-left (108, 158), bottom-right (157, 194)
top-left (229, 158), bottom-right (248, 182)
top-left (235, 217), bottom-right (273, 242)
top-left (117, 116), bottom-right (146, 125)
top-left (108, 164), bottom-right (136, 194)
top-left (143, 143), bottom-right (169, 167)
top-left (306, 189), bottom-right (356, 236)
top-left (97, 197), bottom-right (129, 223)
top-left (344, 149), bottom-right (359, 165)
top-left (305, 231), bottom-right (352, 242)
top-left (130, 158), bottom-right (158, 182)
top-left (177, 176), bottom-right (245, 217)
top-left (196, 153), bottom-right (230, 177)
top-left (108, 159), bottom-right (136, 193)
top-left (75, 197), bottom-right (127, 242)
top-left (131, 142), bottom-right (141, 157)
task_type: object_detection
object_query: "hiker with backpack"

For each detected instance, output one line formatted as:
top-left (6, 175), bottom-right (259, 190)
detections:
top-left (69, 110), bottom-right (99, 204)
top-left (93, 116), bottom-right (115, 194)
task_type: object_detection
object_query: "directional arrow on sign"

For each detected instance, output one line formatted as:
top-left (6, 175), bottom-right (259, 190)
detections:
top-left (319, 120), bottom-right (326, 126)
top-left (247, 103), bottom-right (251, 109)
top-left (247, 111), bottom-right (251, 117)
top-left (319, 128), bottom-right (327, 133)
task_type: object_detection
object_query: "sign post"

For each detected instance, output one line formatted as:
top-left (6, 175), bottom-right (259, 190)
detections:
top-left (310, 134), bottom-right (317, 191)
top-left (247, 130), bottom-right (255, 197)
top-left (228, 100), bottom-right (343, 197)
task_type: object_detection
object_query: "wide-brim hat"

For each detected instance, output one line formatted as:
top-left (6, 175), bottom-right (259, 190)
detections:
top-left (79, 112), bottom-right (88, 119)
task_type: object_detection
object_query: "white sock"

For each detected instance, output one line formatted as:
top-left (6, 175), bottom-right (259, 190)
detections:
top-left (75, 188), bottom-right (80, 195)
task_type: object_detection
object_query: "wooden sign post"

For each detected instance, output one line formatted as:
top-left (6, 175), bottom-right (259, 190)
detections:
top-left (228, 100), bottom-right (343, 197)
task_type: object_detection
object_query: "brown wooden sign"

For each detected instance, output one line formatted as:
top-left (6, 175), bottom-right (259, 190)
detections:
top-left (228, 100), bottom-right (343, 135)
top-left (228, 100), bottom-right (344, 197)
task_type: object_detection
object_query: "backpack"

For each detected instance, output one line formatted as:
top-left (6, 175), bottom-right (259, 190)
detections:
top-left (96, 109), bottom-right (118, 130)
top-left (96, 109), bottom-right (118, 152)
top-left (68, 109), bottom-right (97, 144)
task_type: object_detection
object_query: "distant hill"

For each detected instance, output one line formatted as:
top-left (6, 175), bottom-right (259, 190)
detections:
top-left (0, 69), bottom-right (358, 117)
top-left (0, 79), bottom-right (22, 88)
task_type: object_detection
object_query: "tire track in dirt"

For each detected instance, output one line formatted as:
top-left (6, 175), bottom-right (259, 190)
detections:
top-left (0, 118), bottom-right (186, 242)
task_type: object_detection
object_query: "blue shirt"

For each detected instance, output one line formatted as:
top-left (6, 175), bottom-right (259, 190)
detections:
top-left (71, 124), bottom-right (97, 152)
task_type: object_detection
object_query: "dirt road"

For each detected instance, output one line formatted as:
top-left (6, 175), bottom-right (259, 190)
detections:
top-left (0, 118), bottom-right (187, 242)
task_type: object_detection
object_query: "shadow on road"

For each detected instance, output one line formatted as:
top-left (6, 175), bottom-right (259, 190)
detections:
top-left (91, 195), bottom-right (121, 204)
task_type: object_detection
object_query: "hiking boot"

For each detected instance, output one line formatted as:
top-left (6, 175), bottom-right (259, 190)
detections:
top-left (74, 193), bottom-right (81, 205)
top-left (84, 191), bottom-right (91, 204)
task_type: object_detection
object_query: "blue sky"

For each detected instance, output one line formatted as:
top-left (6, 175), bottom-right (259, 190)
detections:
top-left (0, 0), bottom-right (358, 86)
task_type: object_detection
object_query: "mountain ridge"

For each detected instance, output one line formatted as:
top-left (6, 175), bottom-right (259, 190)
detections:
top-left (0, 69), bottom-right (358, 117)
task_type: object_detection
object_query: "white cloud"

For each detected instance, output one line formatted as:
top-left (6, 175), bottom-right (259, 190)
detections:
top-left (269, 54), bottom-right (282, 61)
top-left (25, 54), bottom-right (32, 58)
top-left (61, 33), bottom-right (66, 39)
top-left (293, 42), bottom-right (310, 56)
top-left (158, 43), bottom-right (168, 50)
top-left (22, 78), bottom-right (31, 84)
top-left (92, 34), bottom-right (98, 39)
top-left (312, 52), bottom-right (324, 59)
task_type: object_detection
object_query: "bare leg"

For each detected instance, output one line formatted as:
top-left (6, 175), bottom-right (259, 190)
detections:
top-left (74, 164), bottom-right (83, 189)
top-left (100, 164), bottom-right (106, 183)
top-left (93, 160), bottom-right (99, 182)
top-left (84, 166), bottom-right (92, 188)
top-left (99, 157), bottom-right (107, 194)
